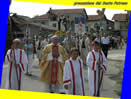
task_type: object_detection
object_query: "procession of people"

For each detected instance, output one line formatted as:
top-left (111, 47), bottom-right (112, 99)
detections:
top-left (4, 30), bottom-right (126, 97)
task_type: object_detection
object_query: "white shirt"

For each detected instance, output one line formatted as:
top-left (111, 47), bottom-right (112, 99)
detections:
top-left (101, 37), bottom-right (110, 44)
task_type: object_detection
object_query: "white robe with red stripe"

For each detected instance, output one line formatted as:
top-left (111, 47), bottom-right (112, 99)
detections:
top-left (86, 50), bottom-right (107, 96)
top-left (5, 49), bottom-right (28, 90)
top-left (63, 58), bottom-right (85, 96)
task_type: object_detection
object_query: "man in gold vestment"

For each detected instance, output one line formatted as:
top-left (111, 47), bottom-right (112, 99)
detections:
top-left (40, 35), bottom-right (68, 93)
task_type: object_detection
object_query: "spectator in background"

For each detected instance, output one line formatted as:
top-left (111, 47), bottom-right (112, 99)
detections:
top-left (36, 36), bottom-right (45, 64)
top-left (101, 33), bottom-right (110, 58)
top-left (79, 33), bottom-right (89, 65)
top-left (24, 37), bottom-right (34, 76)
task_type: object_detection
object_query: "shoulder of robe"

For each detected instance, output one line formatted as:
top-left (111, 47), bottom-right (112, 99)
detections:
top-left (45, 44), bottom-right (52, 48)
top-left (58, 44), bottom-right (63, 48)
top-left (6, 49), bottom-right (11, 54)
top-left (65, 59), bottom-right (70, 64)
top-left (88, 51), bottom-right (93, 56)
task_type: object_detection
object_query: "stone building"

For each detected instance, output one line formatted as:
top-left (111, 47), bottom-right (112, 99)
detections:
top-left (112, 14), bottom-right (129, 39)
top-left (32, 8), bottom-right (88, 34)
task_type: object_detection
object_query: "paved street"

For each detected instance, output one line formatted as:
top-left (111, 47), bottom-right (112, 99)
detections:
top-left (1, 46), bottom-right (126, 98)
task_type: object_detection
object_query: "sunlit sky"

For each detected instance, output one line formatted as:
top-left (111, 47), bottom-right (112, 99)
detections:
top-left (10, 1), bottom-right (127, 20)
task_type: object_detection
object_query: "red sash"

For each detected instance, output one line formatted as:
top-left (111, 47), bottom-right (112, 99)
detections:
top-left (51, 45), bottom-right (59, 84)
top-left (92, 51), bottom-right (104, 96)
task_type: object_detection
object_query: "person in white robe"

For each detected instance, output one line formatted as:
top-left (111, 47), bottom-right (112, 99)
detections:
top-left (86, 39), bottom-right (108, 97)
top-left (5, 39), bottom-right (28, 90)
top-left (63, 48), bottom-right (85, 96)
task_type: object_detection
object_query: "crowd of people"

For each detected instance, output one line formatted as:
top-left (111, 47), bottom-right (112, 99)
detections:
top-left (4, 32), bottom-right (125, 97)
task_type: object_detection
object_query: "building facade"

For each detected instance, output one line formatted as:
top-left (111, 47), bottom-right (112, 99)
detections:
top-left (32, 8), bottom-right (88, 34)
top-left (112, 14), bottom-right (129, 39)
top-left (87, 15), bottom-right (114, 35)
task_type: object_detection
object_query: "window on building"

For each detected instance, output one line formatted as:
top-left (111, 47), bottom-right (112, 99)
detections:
top-left (50, 16), bottom-right (57, 21)
top-left (52, 23), bottom-right (57, 27)
top-left (120, 21), bottom-right (128, 30)
top-left (42, 21), bottom-right (45, 25)
top-left (16, 34), bottom-right (24, 38)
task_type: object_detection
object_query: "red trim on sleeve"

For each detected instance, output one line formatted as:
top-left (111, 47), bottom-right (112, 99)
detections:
top-left (69, 59), bottom-right (76, 95)
top-left (92, 51), bottom-right (96, 70)
top-left (97, 71), bottom-right (104, 96)
top-left (100, 52), bottom-right (106, 71)
top-left (7, 55), bottom-right (10, 62)
top-left (78, 59), bottom-right (85, 96)
top-left (64, 80), bottom-right (71, 83)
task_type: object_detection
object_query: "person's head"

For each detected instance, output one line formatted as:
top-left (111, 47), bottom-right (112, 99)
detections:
top-left (67, 32), bottom-right (71, 38)
top-left (52, 35), bottom-right (59, 45)
top-left (46, 36), bottom-right (48, 40)
top-left (39, 36), bottom-right (43, 41)
top-left (87, 34), bottom-right (90, 38)
top-left (12, 38), bottom-right (21, 49)
top-left (70, 48), bottom-right (79, 60)
top-left (104, 33), bottom-right (107, 37)
top-left (77, 35), bottom-right (79, 39)
top-left (27, 37), bottom-right (31, 43)
top-left (93, 39), bottom-right (101, 52)
top-left (82, 33), bottom-right (87, 40)
top-left (96, 33), bottom-right (99, 38)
